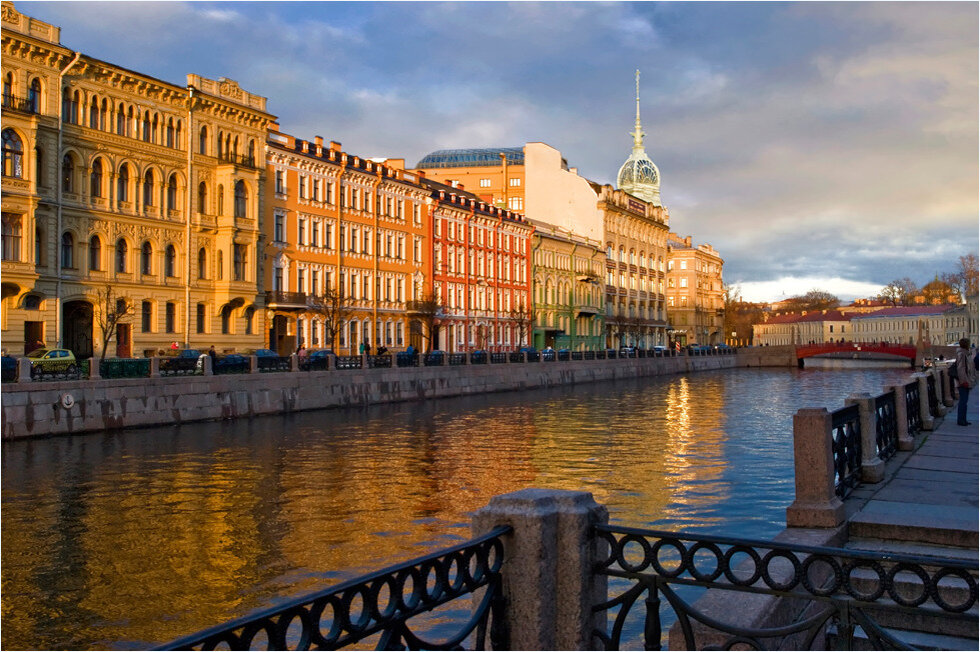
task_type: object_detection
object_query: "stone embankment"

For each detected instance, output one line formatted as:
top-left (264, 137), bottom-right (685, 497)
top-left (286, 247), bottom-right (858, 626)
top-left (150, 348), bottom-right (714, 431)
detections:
top-left (1, 352), bottom-right (752, 440)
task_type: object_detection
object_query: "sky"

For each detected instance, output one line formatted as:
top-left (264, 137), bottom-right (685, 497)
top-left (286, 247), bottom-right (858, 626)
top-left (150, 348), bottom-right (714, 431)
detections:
top-left (19, 1), bottom-right (979, 303)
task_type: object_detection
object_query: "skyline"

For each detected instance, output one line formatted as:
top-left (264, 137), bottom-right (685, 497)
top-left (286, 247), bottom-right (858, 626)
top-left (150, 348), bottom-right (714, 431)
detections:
top-left (18, 0), bottom-right (980, 303)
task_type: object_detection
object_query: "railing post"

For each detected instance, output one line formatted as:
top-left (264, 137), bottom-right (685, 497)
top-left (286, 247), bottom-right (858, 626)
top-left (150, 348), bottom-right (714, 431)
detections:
top-left (472, 488), bottom-right (608, 651)
top-left (886, 384), bottom-right (913, 451)
top-left (249, 355), bottom-right (258, 374)
top-left (361, 353), bottom-right (369, 369)
top-left (846, 393), bottom-right (883, 483)
top-left (522, 352), bottom-right (528, 364)
top-left (326, 354), bottom-right (335, 371)
top-left (149, 357), bottom-right (161, 379)
top-left (938, 365), bottom-right (954, 407)
top-left (914, 373), bottom-right (935, 431)
top-left (89, 356), bottom-right (102, 380)
top-left (465, 352), bottom-right (472, 365)
top-left (17, 358), bottom-right (31, 383)
top-left (290, 353), bottom-right (299, 372)
top-left (203, 355), bottom-right (213, 376)
top-left (786, 408), bottom-right (846, 528)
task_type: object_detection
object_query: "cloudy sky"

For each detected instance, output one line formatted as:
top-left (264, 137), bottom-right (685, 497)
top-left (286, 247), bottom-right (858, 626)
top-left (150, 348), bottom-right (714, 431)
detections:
top-left (21, 1), bottom-right (979, 302)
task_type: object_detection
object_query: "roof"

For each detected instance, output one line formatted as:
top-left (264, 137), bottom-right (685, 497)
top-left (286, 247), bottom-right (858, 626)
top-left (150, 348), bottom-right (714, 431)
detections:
top-left (415, 147), bottom-right (524, 169)
top-left (852, 304), bottom-right (959, 319)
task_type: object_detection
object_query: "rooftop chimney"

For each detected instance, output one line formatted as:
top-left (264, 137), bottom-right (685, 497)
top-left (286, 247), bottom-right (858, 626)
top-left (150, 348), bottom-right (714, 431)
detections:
top-left (329, 141), bottom-right (342, 151)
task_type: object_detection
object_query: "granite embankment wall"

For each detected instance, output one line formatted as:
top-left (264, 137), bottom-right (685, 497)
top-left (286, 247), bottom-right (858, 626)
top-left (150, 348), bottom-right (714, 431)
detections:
top-left (0, 352), bottom-right (767, 440)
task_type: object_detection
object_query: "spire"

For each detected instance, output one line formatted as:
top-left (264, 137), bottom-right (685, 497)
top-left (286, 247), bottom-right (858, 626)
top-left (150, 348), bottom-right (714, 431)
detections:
top-left (630, 69), bottom-right (645, 152)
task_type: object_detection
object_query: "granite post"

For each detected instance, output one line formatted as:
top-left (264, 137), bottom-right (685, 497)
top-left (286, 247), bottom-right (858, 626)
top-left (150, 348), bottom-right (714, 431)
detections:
top-left (846, 393), bottom-right (883, 483)
top-left (786, 408), bottom-right (845, 528)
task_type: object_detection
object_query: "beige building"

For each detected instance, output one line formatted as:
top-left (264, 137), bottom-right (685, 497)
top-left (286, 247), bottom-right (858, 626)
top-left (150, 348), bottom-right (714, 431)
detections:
top-left (851, 305), bottom-right (960, 346)
top-left (1, 2), bottom-right (274, 357)
top-left (665, 233), bottom-right (724, 346)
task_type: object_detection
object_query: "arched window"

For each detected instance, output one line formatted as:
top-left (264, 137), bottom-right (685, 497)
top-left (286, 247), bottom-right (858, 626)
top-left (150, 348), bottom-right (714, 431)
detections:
top-left (197, 182), bottom-right (207, 213)
top-left (244, 306), bottom-right (254, 335)
top-left (60, 232), bottom-right (74, 268)
top-left (1, 214), bottom-right (22, 262)
top-left (247, 140), bottom-right (256, 166)
top-left (28, 78), bottom-right (41, 113)
top-left (140, 241), bottom-right (152, 275)
top-left (199, 126), bottom-right (208, 155)
top-left (127, 106), bottom-right (135, 136)
top-left (117, 164), bottom-right (129, 202)
top-left (89, 235), bottom-right (101, 271)
top-left (62, 154), bottom-right (74, 192)
top-left (89, 158), bottom-right (103, 197)
top-left (142, 111), bottom-right (151, 141)
top-left (71, 90), bottom-right (80, 122)
top-left (115, 238), bottom-right (128, 272)
top-left (89, 95), bottom-right (99, 128)
top-left (217, 250), bottom-right (223, 280)
top-left (234, 180), bottom-right (247, 218)
top-left (61, 87), bottom-right (72, 122)
top-left (2, 72), bottom-right (12, 104)
top-left (175, 119), bottom-right (182, 149)
top-left (100, 98), bottom-right (108, 130)
top-left (166, 118), bottom-right (175, 148)
top-left (165, 244), bottom-right (176, 277)
top-left (152, 113), bottom-right (159, 143)
top-left (167, 174), bottom-right (178, 211)
top-left (216, 130), bottom-right (224, 158)
top-left (217, 184), bottom-right (224, 214)
top-left (1, 129), bottom-right (23, 178)
top-left (221, 304), bottom-right (232, 334)
top-left (116, 102), bottom-right (126, 135)
top-left (143, 169), bottom-right (154, 207)
top-left (197, 247), bottom-right (207, 279)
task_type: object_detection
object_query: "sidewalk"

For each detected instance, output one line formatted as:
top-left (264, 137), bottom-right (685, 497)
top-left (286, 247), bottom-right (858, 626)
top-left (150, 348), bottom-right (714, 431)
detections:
top-left (844, 394), bottom-right (979, 558)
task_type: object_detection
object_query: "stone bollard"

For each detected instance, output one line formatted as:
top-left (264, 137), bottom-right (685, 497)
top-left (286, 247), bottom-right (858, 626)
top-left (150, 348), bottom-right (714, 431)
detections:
top-left (202, 355), bottom-right (213, 376)
top-left (89, 356), bottom-right (102, 380)
top-left (361, 353), bottom-right (369, 369)
top-left (786, 408), bottom-right (845, 528)
top-left (17, 357), bottom-right (32, 382)
top-left (465, 352), bottom-right (472, 365)
top-left (846, 393), bottom-right (884, 483)
top-left (149, 357), bottom-right (161, 379)
top-left (471, 489), bottom-right (609, 651)
top-left (939, 365), bottom-right (954, 407)
top-left (249, 355), bottom-right (259, 374)
top-left (290, 353), bottom-right (299, 372)
top-left (914, 373), bottom-right (935, 431)
top-left (326, 354), bottom-right (335, 371)
top-left (522, 352), bottom-right (528, 364)
top-left (932, 369), bottom-right (948, 416)
top-left (886, 384), bottom-right (913, 451)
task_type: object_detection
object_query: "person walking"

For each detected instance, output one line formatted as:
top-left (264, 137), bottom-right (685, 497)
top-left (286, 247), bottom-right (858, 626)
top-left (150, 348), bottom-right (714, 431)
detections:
top-left (954, 338), bottom-right (977, 426)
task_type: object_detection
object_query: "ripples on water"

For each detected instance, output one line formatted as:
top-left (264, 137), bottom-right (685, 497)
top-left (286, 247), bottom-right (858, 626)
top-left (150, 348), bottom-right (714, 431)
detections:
top-left (1, 366), bottom-right (913, 649)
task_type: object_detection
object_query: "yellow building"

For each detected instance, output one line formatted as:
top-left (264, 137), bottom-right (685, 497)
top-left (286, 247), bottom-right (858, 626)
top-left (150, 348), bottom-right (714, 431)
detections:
top-left (1, 2), bottom-right (273, 357)
top-left (666, 233), bottom-right (724, 346)
top-left (413, 147), bottom-right (526, 212)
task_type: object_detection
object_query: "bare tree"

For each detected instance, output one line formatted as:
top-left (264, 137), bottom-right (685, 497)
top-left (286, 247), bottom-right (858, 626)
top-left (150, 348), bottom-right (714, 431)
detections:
top-left (878, 278), bottom-right (918, 307)
top-left (510, 301), bottom-right (533, 348)
top-left (95, 284), bottom-right (132, 357)
top-left (306, 286), bottom-right (353, 350)
top-left (958, 253), bottom-right (978, 298)
top-left (406, 291), bottom-right (444, 352)
top-left (782, 289), bottom-right (840, 312)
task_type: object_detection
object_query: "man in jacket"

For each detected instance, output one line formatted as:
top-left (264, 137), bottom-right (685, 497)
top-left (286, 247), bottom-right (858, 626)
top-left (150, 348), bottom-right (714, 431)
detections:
top-left (955, 338), bottom-right (978, 426)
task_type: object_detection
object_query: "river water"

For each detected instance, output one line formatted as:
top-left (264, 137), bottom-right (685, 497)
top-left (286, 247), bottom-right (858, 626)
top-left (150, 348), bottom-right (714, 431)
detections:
top-left (1, 365), bottom-right (913, 650)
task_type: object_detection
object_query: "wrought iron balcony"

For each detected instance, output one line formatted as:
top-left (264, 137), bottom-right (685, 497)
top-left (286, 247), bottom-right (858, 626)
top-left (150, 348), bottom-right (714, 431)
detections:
top-left (264, 290), bottom-right (308, 308)
top-left (2, 94), bottom-right (39, 114)
top-left (217, 152), bottom-right (259, 169)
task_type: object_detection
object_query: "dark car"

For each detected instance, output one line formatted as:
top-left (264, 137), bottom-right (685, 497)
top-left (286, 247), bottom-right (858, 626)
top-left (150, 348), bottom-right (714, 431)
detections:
top-left (2, 353), bottom-right (18, 382)
top-left (299, 349), bottom-right (334, 371)
top-left (161, 349), bottom-right (205, 373)
top-left (251, 348), bottom-right (279, 357)
top-left (213, 353), bottom-right (249, 374)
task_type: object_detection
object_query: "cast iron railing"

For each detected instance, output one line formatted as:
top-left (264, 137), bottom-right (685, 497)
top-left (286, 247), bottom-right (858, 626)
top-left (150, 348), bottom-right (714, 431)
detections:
top-left (160, 357), bottom-right (203, 376)
top-left (873, 391), bottom-right (898, 461)
top-left (100, 358), bottom-right (150, 379)
top-left (396, 353), bottom-right (419, 368)
top-left (831, 404), bottom-right (862, 499)
top-left (423, 352), bottom-right (444, 367)
top-left (926, 374), bottom-right (939, 418)
top-left (158, 525), bottom-right (511, 651)
top-left (29, 359), bottom-right (84, 381)
top-left (1, 361), bottom-right (16, 383)
top-left (471, 351), bottom-right (488, 365)
top-left (367, 354), bottom-right (392, 369)
top-left (449, 353), bottom-right (467, 366)
top-left (334, 355), bottom-right (362, 370)
top-left (490, 352), bottom-right (507, 364)
top-left (592, 524), bottom-right (978, 651)
top-left (214, 358), bottom-right (250, 375)
top-left (904, 380), bottom-right (922, 436)
top-left (257, 356), bottom-right (291, 373)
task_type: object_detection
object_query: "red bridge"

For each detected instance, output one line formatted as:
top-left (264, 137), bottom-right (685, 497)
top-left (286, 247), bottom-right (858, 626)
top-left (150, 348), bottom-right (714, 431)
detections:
top-left (796, 341), bottom-right (917, 364)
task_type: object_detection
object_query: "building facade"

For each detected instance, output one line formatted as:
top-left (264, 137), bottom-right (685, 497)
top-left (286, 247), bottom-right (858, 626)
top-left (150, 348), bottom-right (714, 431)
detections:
top-left (264, 127), bottom-right (429, 355)
top-left (529, 219), bottom-right (604, 351)
top-left (665, 234), bottom-right (724, 346)
top-left (413, 147), bottom-right (526, 212)
top-left (850, 305), bottom-right (959, 346)
top-left (1, 2), bottom-right (273, 358)
top-left (425, 179), bottom-right (532, 352)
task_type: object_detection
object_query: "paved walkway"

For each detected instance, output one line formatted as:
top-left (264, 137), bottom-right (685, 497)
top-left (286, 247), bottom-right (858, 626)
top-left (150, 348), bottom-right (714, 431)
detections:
top-left (844, 392), bottom-right (979, 559)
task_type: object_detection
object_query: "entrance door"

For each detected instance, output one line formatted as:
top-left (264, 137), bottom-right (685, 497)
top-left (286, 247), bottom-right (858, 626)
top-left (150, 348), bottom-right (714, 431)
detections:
top-left (116, 324), bottom-right (131, 358)
top-left (24, 321), bottom-right (43, 354)
top-left (62, 300), bottom-right (93, 358)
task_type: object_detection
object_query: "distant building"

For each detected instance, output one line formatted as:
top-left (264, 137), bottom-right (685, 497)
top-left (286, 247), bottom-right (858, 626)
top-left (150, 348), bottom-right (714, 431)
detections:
top-left (666, 233), bottom-right (724, 346)
top-left (850, 305), bottom-right (960, 346)
top-left (414, 147), bottom-right (526, 212)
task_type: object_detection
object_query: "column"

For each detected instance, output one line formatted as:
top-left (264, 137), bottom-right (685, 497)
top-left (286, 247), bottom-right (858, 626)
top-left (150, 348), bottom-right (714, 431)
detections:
top-left (785, 408), bottom-right (846, 528)
top-left (914, 373), bottom-right (935, 431)
top-left (886, 384), bottom-right (913, 451)
top-left (149, 357), bottom-right (160, 379)
top-left (249, 355), bottom-right (258, 374)
top-left (846, 393), bottom-right (883, 483)
top-left (89, 356), bottom-right (102, 380)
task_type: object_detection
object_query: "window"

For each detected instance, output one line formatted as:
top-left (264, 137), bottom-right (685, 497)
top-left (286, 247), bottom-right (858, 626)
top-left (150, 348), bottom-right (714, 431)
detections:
top-left (89, 158), bottom-right (102, 197)
top-left (244, 306), bottom-right (254, 335)
top-left (61, 154), bottom-right (74, 192)
top-left (142, 300), bottom-right (153, 332)
top-left (274, 211), bottom-right (285, 242)
top-left (221, 305), bottom-right (232, 334)
top-left (479, 178), bottom-right (491, 187)
top-left (89, 97), bottom-right (99, 129)
top-left (115, 239), bottom-right (128, 272)
top-left (311, 221), bottom-right (319, 247)
top-left (312, 179), bottom-right (320, 202)
top-left (28, 78), bottom-right (41, 113)
top-left (234, 180), bottom-right (247, 218)
top-left (167, 174), bottom-right (178, 211)
top-left (166, 119), bottom-right (175, 148)
top-left (297, 268), bottom-right (306, 293)
top-left (298, 175), bottom-right (306, 199)
top-left (275, 170), bottom-right (284, 194)
top-left (1, 213), bottom-right (22, 261)
top-left (197, 247), bottom-right (207, 279)
top-left (508, 196), bottom-right (523, 210)
top-left (165, 244), bottom-right (176, 277)
top-left (142, 111), bottom-right (151, 142)
top-left (509, 177), bottom-right (521, 186)
top-left (298, 217), bottom-right (306, 245)
top-left (60, 232), bottom-right (74, 268)
top-left (140, 241), bottom-right (152, 275)
top-left (680, 260), bottom-right (687, 270)
top-left (217, 250), bottom-right (223, 280)
top-left (117, 164), bottom-right (129, 202)
top-left (2, 129), bottom-right (23, 178)
top-left (233, 244), bottom-right (246, 281)
top-left (197, 182), bottom-right (207, 213)
top-left (196, 303), bottom-right (206, 333)
top-left (89, 235), bottom-right (101, 271)
top-left (116, 103), bottom-right (127, 135)
top-left (166, 302), bottom-right (176, 333)
top-left (143, 170), bottom-right (154, 207)
top-left (199, 126), bottom-right (208, 154)
top-left (680, 278), bottom-right (687, 288)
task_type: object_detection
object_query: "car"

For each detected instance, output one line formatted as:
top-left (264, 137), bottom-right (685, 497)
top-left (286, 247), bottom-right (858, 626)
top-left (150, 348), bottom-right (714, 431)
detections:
top-left (2, 353), bottom-right (18, 382)
top-left (26, 348), bottom-right (77, 377)
top-left (213, 353), bottom-right (249, 373)
top-left (299, 348), bottom-right (335, 370)
top-left (251, 348), bottom-right (279, 357)
top-left (161, 349), bottom-right (206, 373)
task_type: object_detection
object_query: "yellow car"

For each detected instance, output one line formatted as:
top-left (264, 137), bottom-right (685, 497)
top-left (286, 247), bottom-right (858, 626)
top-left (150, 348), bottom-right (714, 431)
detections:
top-left (26, 348), bottom-right (78, 378)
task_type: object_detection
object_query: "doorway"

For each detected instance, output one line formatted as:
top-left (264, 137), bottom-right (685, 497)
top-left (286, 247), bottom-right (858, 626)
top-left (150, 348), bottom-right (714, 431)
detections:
top-left (62, 300), bottom-right (93, 358)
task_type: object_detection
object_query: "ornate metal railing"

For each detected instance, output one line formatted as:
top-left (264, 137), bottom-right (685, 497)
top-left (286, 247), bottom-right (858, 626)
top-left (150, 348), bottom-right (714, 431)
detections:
top-left (423, 352), bottom-right (444, 367)
top-left (508, 352), bottom-right (523, 363)
top-left (926, 374), bottom-right (939, 418)
top-left (904, 380), bottom-right (922, 436)
top-left (160, 357), bottom-right (203, 376)
top-left (471, 351), bottom-right (488, 365)
top-left (525, 351), bottom-right (540, 362)
top-left (300, 356), bottom-right (329, 371)
top-left (257, 356), bottom-right (291, 373)
top-left (830, 404), bottom-right (862, 499)
top-left (593, 524), bottom-right (978, 651)
top-left (2, 360), bottom-right (18, 382)
top-left (449, 353), bottom-right (467, 366)
top-left (367, 354), bottom-right (392, 369)
top-left (584, 351), bottom-right (596, 361)
top-left (873, 391), bottom-right (898, 461)
top-left (396, 353), bottom-right (418, 368)
top-left (214, 358), bottom-right (250, 375)
top-left (28, 360), bottom-right (84, 381)
top-left (159, 525), bottom-right (511, 651)
top-left (100, 358), bottom-right (150, 379)
top-left (490, 352), bottom-right (507, 364)
top-left (334, 355), bottom-right (362, 370)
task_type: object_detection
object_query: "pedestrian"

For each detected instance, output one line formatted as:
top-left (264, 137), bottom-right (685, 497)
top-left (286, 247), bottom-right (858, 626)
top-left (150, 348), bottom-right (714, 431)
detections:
top-left (406, 344), bottom-right (415, 356)
top-left (364, 342), bottom-right (372, 355)
top-left (170, 341), bottom-right (179, 351)
top-left (297, 343), bottom-right (307, 357)
top-left (954, 338), bottom-right (977, 426)
top-left (208, 345), bottom-right (217, 362)
top-left (358, 341), bottom-right (365, 355)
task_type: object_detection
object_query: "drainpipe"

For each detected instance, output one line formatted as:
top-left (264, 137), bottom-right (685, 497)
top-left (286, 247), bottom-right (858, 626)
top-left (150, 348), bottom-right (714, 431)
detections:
top-left (531, 233), bottom-right (543, 349)
top-left (184, 86), bottom-right (195, 348)
top-left (373, 167), bottom-right (381, 349)
top-left (56, 51), bottom-right (82, 349)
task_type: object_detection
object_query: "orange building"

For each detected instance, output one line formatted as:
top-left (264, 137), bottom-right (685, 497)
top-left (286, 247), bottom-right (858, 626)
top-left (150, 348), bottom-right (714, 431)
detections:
top-left (422, 177), bottom-right (533, 352)
top-left (263, 125), bottom-right (429, 354)
top-left (413, 148), bottom-right (526, 212)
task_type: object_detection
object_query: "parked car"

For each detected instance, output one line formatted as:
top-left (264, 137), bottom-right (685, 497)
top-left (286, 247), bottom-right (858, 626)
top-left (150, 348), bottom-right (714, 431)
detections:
top-left (251, 348), bottom-right (279, 357)
top-left (299, 348), bottom-right (334, 370)
top-left (26, 348), bottom-right (77, 377)
top-left (161, 348), bottom-right (205, 372)
top-left (213, 353), bottom-right (249, 373)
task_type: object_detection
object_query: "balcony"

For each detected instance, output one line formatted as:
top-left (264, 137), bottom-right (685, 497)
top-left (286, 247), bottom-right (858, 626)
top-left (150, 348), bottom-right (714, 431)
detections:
top-left (2, 94), bottom-right (39, 115)
top-left (217, 152), bottom-right (259, 170)
top-left (265, 290), bottom-right (308, 309)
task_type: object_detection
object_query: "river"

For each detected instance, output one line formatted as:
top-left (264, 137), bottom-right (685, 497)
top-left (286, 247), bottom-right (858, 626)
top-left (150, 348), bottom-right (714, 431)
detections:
top-left (1, 365), bottom-right (913, 650)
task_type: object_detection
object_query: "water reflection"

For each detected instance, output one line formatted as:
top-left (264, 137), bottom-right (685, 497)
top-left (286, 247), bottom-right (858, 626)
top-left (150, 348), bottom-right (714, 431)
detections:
top-left (1, 366), bottom-right (912, 650)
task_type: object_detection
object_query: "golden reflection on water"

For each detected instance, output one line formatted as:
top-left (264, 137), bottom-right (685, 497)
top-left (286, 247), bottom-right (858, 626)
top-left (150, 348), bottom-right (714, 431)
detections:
top-left (1, 367), bottom-right (914, 650)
